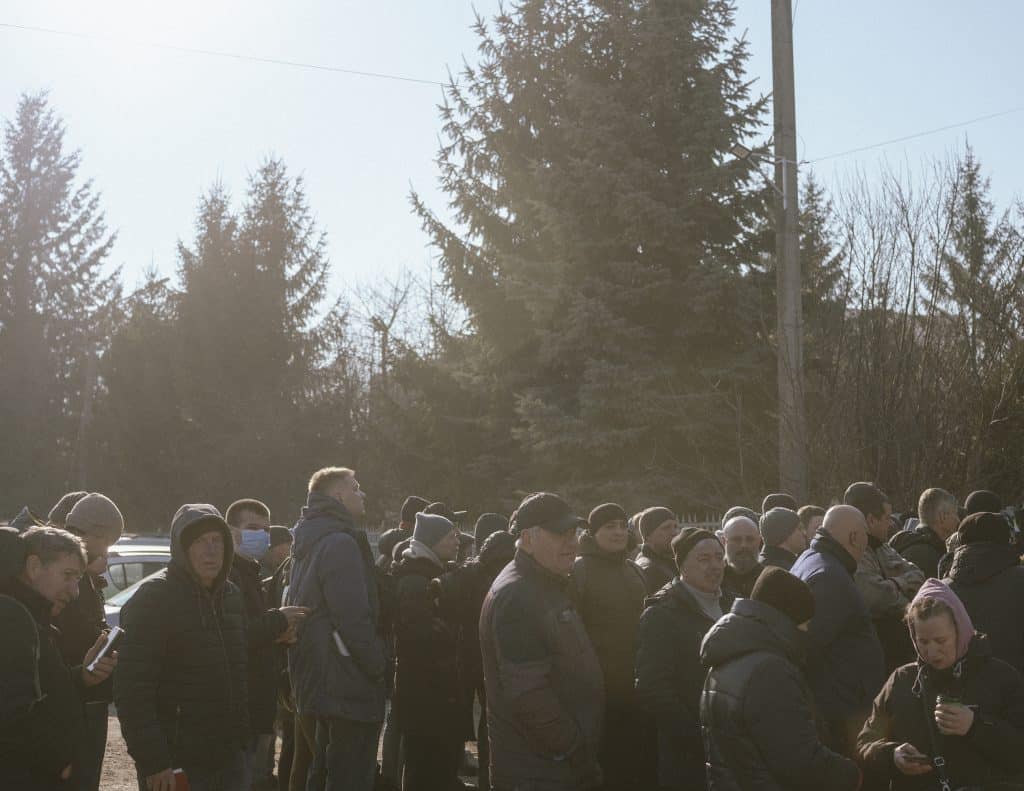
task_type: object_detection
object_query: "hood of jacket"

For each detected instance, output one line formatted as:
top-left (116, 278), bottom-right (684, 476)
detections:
top-left (578, 532), bottom-right (629, 563)
top-left (169, 503), bottom-right (234, 592)
top-left (890, 523), bottom-right (944, 554)
top-left (947, 540), bottom-right (1020, 585)
top-left (700, 597), bottom-right (806, 670)
top-left (292, 491), bottom-right (357, 561)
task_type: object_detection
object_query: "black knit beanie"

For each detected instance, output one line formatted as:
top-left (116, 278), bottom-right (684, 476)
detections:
top-left (751, 567), bottom-right (816, 626)
top-left (964, 490), bottom-right (1002, 516)
top-left (958, 511), bottom-right (1012, 546)
top-left (474, 513), bottom-right (509, 547)
top-left (588, 503), bottom-right (628, 534)
top-left (672, 527), bottom-right (720, 567)
top-left (400, 496), bottom-right (430, 525)
top-left (639, 507), bottom-right (676, 542)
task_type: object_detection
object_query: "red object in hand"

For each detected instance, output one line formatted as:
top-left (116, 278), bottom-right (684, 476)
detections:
top-left (173, 769), bottom-right (189, 791)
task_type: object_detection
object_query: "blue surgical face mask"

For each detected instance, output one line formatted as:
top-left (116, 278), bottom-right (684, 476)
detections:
top-left (240, 529), bottom-right (271, 560)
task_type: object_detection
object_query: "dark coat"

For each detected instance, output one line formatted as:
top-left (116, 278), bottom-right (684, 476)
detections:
top-left (634, 545), bottom-right (677, 595)
top-left (759, 545), bottom-right (797, 572)
top-left (701, 598), bottom-right (861, 791)
top-left (858, 635), bottom-right (1024, 790)
top-left (889, 524), bottom-right (946, 579)
top-left (724, 562), bottom-right (763, 598)
top-left (55, 570), bottom-right (113, 703)
top-left (287, 492), bottom-right (386, 723)
top-left (791, 532), bottom-right (886, 732)
top-left (391, 545), bottom-right (462, 733)
top-left (479, 550), bottom-right (605, 791)
top-left (0, 579), bottom-right (87, 790)
top-left (115, 507), bottom-right (248, 778)
top-left (636, 577), bottom-right (735, 789)
top-left (229, 553), bottom-right (288, 735)
top-left (571, 534), bottom-right (647, 706)
top-left (946, 540), bottom-right (1024, 674)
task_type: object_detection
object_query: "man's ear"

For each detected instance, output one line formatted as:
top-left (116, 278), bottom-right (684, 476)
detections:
top-left (23, 553), bottom-right (42, 580)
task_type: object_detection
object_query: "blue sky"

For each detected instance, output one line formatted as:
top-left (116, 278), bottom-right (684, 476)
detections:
top-left (2, 1), bottom-right (1021, 295)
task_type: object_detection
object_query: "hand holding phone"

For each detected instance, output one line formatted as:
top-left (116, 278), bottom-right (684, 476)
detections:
top-left (83, 626), bottom-right (123, 685)
top-left (894, 743), bottom-right (933, 776)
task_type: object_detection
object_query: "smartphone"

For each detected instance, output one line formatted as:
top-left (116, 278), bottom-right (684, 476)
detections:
top-left (86, 626), bottom-right (124, 673)
top-left (173, 768), bottom-right (190, 791)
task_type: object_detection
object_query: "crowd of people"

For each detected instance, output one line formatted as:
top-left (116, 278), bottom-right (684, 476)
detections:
top-left (4, 468), bottom-right (1024, 791)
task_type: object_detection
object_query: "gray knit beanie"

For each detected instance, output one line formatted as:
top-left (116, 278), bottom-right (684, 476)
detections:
top-left (413, 513), bottom-right (455, 549)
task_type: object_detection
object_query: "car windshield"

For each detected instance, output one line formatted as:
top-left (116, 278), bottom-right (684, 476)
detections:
top-left (106, 569), bottom-right (163, 607)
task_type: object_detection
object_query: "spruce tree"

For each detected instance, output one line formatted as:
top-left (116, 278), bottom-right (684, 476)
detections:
top-left (0, 93), bottom-right (118, 512)
top-left (414, 0), bottom-right (773, 510)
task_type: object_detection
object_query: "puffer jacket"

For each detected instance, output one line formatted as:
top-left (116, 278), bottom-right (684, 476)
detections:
top-left (479, 549), bottom-right (605, 791)
top-left (701, 598), bottom-right (861, 791)
top-left (0, 579), bottom-right (87, 790)
top-left (946, 540), bottom-right (1024, 673)
top-left (571, 533), bottom-right (647, 706)
top-left (890, 524), bottom-right (946, 579)
top-left (392, 542), bottom-right (462, 733)
top-left (115, 506), bottom-right (248, 778)
top-left (635, 577), bottom-right (735, 789)
top-left (858, 634), bottom-right (1024, 790)
top-left (287, 492), bottom-right (386, 723)
top-left (634, 545), bottom-right (676, 595)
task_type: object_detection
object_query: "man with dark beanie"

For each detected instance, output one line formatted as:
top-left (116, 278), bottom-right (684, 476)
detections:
top-left (946, 511), bottom-right (1024, 672)
top-left (637, 527), bottom-right (734, 790)
top-left (965, 489), bottom-right (1002, 515)
top-left (762, 492), bottom-right (799, 513)
top-left (635, 507), bottom-right (680, 594)
top-left (47, 490), bottom-right (88, 529)
top-left (377, 495), bottom-right (430, 561)
top-left (572, 503), bottom-right (651, 790)
top-left (474, 512), bottom-right (509, 552)
top-left (758, 507), bottom-right (807, 571)
top-left (701, 568), bottom-right (861, 790)
top-left (392, 512), bottom-right (463, 791)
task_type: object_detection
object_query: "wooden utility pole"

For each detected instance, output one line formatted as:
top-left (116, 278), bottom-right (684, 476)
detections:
top-left (771, 0), bottom-right (808, 500)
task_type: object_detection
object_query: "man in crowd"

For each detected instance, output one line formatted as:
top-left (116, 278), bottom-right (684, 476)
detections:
top-left (480, 493), bottom-right (603, 791)
top-left (791, 505), bottom-right (885, 761)
top-left (265, 525), bottom-right (293, 573)
top-left (47, 490), bottom-right (88, 529)
top-left (288, 468), bottom-right (386, 791)
top-left (377, 495), bottom-right (430, 564)
top-left (798, 505), bottom-right (826, 543)
top-left (701, 567), bottom-right (861, 790)
top-left (572, 503), bottom-right (651, 790)
top-left (890, 487), bottom-right (959, 578)
top-left (634, 506), bottom-right (680, 594)
top-left (225, 499), bottom-right (308, 790)
top-left (392, 512), bottom-right (463, 790)
top-left (636, 527), bottom-right (733, 790)
top-left (53, 492), bottom-right (125, 791)
top-left (758, 507), bottom-right (806, 571)
top-left (116, 504), bottom-right (248, 791)
top-left (720, 513), bottom-right (763, 597)
top-left (1, 525), bottom-right (117, 790)
top-left (844, 482), bottom-right (924, 670)
top-left (946, 511), bottom-right (1024, 673)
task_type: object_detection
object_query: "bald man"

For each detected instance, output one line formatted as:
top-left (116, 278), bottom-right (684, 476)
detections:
top-left (791, 505), bottom-right (885, 762)
top-left (719, 516), bottom-right (764, 598)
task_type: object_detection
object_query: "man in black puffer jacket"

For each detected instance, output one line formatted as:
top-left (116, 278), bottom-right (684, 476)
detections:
top-left (636, 527), bottom-right (735, 790)
top-left (945, 511), bottom-right (1024, 674)
top-left (392, 512), bottom-right (464, 791)
top-left (116, 504), bottom-right (249, 791)
top-left (701, 567), bottom-right (861, 791)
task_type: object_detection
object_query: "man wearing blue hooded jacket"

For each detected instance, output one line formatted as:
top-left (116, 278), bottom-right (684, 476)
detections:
top-left (288, 467), bottom-right (387, 791)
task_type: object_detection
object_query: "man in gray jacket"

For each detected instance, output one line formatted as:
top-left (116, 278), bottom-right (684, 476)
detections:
top-left (479, 492), bottom-right (604, 791)
top-left (288, 467), bottom-right (386, 791)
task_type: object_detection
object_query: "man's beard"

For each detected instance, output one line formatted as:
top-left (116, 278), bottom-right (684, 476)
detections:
top-left (729, 550), bottom-right (759, 574)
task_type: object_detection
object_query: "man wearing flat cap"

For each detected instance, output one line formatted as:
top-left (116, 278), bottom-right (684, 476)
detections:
top-left (479, 492), bottom-right (604, 791)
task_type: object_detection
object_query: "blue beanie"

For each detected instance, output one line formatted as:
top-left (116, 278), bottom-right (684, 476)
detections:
top-left (413, 513), bottom-right (455, 549)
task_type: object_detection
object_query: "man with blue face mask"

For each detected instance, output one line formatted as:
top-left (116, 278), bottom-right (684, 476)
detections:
top-left (225, 499), bottom-right (309, 790)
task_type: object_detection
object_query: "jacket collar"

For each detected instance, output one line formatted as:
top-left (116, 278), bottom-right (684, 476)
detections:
top-left (638, 544), bottom-right (675, 566)
top-left (302, 491), bottom-right (355, 524)
top-left (0, 577), bottom-right (54, 625)
top-left (759, 545), bottom-right (796, 567)
top-left (809, 529), bottom-right (858, 575)
top-left (665, 577), bottom-right (733, 619)
top-left (514, 548), bottom-right (570, 590)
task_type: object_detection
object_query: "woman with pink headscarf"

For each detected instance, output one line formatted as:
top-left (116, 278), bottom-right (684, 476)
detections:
top-left (858, 578), bottom-right (1024, 789)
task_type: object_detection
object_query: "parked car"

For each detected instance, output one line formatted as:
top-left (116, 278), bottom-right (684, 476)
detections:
top-left (101, 535), bottom-right (171, 599)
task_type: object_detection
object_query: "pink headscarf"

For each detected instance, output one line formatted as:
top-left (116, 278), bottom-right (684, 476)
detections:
top-left (909, 578), bottom-right (975, 661)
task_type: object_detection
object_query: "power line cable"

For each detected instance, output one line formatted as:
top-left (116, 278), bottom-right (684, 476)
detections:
top-left (0, 21), bottom-right (447, 88)
top-left (806, 106), bottom-right (1024, 164)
